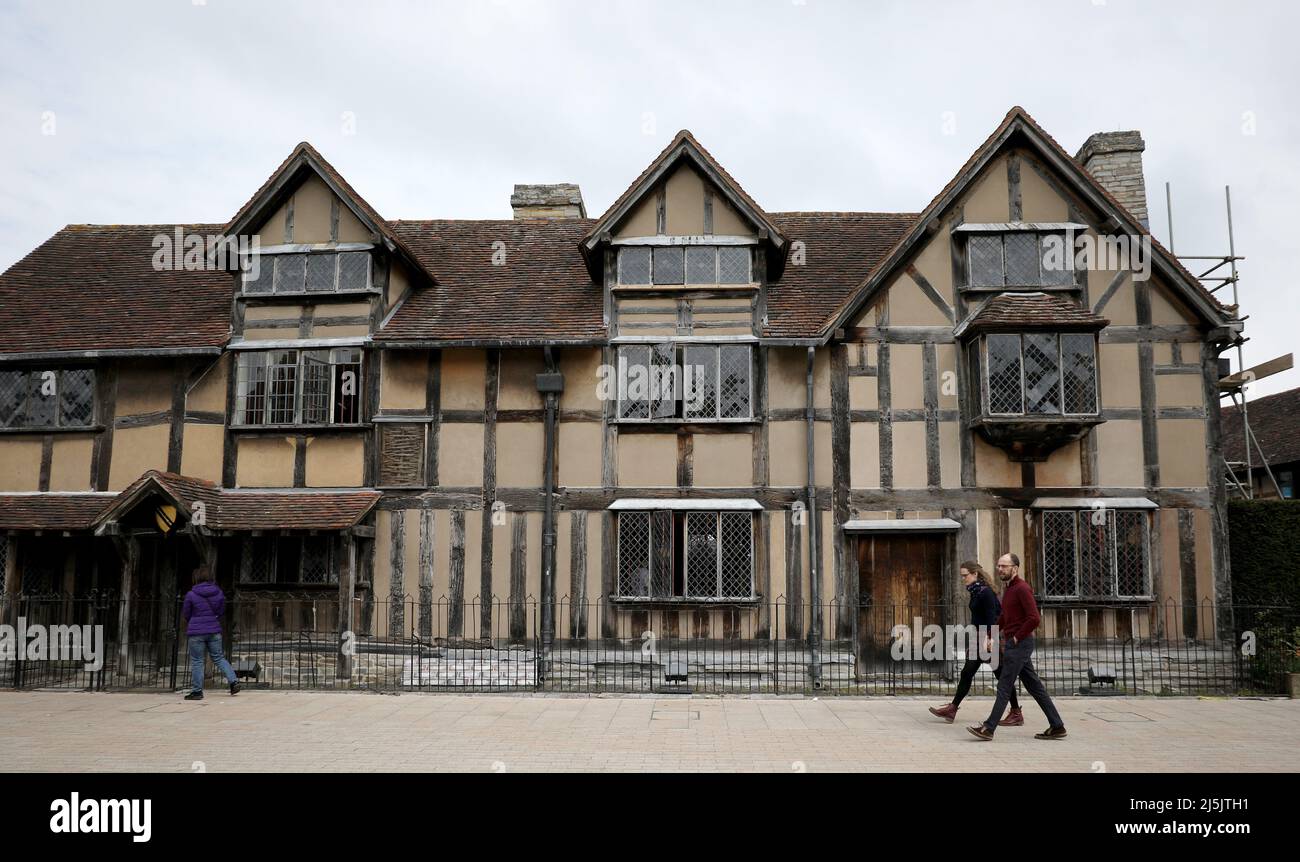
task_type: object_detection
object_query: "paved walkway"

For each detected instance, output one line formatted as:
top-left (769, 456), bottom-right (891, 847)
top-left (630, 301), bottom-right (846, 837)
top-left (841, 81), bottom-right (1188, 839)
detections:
top-left (0, 690), bottom-right (1296, 772)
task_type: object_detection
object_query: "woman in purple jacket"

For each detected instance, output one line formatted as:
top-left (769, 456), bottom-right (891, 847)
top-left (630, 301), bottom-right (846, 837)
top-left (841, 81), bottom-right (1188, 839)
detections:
top-left (182, 566), bottom-right (240, 700)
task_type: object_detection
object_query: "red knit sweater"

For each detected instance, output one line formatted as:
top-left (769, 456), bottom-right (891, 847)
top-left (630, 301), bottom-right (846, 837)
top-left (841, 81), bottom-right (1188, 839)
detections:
top-left (997, 576), bottom-right (1041, 643)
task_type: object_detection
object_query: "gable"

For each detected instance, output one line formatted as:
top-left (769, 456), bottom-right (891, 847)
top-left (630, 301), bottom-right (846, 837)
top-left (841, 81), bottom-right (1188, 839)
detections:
top-left (612, 163), bottom-right (758, 239)
top-left (252, 173), bottom-right (374, 247)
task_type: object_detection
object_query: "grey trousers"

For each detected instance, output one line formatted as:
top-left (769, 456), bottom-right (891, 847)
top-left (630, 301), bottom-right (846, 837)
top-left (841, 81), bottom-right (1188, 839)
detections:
top-left (982, 636), bottom-right (1064, 732)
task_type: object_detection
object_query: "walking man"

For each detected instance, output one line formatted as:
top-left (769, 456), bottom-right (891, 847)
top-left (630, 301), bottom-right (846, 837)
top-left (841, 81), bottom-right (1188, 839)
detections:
top-left (967, 553), bottom-right (1066, 741)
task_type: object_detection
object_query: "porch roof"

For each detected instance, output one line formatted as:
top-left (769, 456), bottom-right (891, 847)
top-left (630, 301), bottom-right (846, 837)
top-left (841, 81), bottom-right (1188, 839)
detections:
top-left (0, 492), bottom-right (116, 532)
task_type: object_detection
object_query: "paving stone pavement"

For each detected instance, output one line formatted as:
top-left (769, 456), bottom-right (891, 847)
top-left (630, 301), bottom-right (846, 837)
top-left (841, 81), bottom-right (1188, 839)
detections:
top-left (0, 690), bottom-right (1296, 772)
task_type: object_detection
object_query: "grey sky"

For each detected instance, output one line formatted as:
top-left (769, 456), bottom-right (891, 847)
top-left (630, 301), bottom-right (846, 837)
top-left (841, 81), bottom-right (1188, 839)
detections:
top-left (1, 0), bottom-right (1296, 395)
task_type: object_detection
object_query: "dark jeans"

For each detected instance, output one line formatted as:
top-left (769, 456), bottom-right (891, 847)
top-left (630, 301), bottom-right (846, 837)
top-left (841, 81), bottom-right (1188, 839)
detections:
top-left (188, 633), bottom-right (237, 694)
top-left (982, 636), bottom-right (1063, 732)
top-left (952, 658), bottom-right (1020, 710)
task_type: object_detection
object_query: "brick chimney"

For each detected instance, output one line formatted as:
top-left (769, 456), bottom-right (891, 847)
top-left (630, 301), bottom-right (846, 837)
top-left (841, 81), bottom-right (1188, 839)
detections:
top-left (510, 183), bottom-right (586, 219)
top-left (1075, 130), bottom-right (1149, 228)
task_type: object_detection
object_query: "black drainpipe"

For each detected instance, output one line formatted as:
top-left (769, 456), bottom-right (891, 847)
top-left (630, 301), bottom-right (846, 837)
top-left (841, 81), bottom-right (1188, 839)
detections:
top-left (805, 346), bottom-right (822, 687)
top-left (537, 348), bottom-right (564, 667)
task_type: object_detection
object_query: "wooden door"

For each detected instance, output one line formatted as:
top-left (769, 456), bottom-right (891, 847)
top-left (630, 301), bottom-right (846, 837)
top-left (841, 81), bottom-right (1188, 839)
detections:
top-left (855, 534), bottom-right (945, 661)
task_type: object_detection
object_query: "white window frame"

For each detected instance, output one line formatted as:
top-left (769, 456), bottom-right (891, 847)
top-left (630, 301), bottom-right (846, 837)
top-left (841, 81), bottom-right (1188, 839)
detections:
top-left (615, 509), bottom-right (755, 601)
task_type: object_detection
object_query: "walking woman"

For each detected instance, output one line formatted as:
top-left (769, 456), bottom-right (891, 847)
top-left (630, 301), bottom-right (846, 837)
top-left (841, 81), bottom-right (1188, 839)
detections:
top-left (181, 566), bottom-right (240, 700)
top-left (927, 561), bottom-right (1021, 725)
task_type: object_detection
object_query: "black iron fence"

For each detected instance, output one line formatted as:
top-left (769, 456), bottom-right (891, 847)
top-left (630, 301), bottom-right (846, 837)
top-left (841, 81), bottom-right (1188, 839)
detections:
top-left (1, 593), bottom-right (1295, 697)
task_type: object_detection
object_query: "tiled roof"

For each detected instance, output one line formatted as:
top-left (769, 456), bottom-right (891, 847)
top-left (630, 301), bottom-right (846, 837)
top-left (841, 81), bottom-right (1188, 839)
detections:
top-left (0, 494), bottom-right (115, 531)
top-left (1222, 386), bottom-right (1300, 467)
top-left (765, 212), bottom-right (917, 338)
top-left (376, 219), bottom-right (605, 343)
top-left (954, 291), bottom-right (1109, 337)
top-left (101, 471), bottom-right (380, 532)
top-left (0, 224), bottom-right (234, 356)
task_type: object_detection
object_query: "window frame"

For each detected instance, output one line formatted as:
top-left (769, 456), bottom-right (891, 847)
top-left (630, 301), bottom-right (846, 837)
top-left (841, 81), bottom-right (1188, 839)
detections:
top-left (0, 368), bottom-right (98, 430)
top-left (1039, 509), bottom-right (1153, 601)
top-left (980, 332), bottom-right (1098, 419)
top-left (238, 535), bottom-right (339, 587)
top-left (965, 230), bottom-right (1075, 289)
top-left (234, 348), bottom-right (366, 428)
top-left (242, 250), bottom-right (373, 296)
top-left (615, 509), bottom-right (755, 601)
top-left (616, 245), bottom-right (753, 287)
top-left (614, 342), bottom-right (754, 424)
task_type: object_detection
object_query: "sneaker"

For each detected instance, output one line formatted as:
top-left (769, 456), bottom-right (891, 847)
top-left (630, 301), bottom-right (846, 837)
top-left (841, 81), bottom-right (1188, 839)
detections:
top-left (230, 681), bottom-right (241, 696)
top-left (998, 707), bottom-right (1024, 727)
top-left (1034, 725), bottom-right (1068, 740)
top-left (184, 691), bottom-right (204, 701)
top-left (966, 724), bottom-right (994, 741)
top-left (928, 703), bottom-right (959, 723)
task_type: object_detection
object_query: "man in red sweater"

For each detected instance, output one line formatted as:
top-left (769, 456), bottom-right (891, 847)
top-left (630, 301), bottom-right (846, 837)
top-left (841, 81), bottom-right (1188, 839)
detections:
top-left (967, 553), bottom-right (1067, 741)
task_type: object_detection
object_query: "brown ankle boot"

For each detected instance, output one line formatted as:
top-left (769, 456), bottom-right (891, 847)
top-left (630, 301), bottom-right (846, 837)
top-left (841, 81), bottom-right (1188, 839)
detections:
top-left (998, 707), bottom-right (1024, 727)
top-left (928, 703), bottom-right (959, 723)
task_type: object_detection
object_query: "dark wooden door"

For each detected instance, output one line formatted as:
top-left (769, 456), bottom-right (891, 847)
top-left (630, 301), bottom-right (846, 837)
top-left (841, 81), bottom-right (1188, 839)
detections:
top-left (855, 534), bottom-right (945, 661)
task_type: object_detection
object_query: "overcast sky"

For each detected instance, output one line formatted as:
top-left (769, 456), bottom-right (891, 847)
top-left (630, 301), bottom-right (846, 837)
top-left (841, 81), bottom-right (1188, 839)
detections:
top-left (1, 0), bottom-right (1296, 396)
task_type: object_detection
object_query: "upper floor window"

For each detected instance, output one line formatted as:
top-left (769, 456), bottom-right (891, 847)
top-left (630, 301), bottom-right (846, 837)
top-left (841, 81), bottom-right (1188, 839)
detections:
top-left (967, 232), bottom-right (1073, 288)
top-left (616, 342), bottom-right (752, 422)
top-left (1041, 509), bottom-right (1152, 600)
top-left (616, 510), bottom-right (754, 600)
top-left (981, 332), bottom-right (1098, 417)
top-left (617, 245), bottom-right (752, 286)
top-left (235, 348), bottom-right (362, 427)
top-left (242, 251), bottom-right (371, 295)
top-left (0, 368), bottom-right (95, 429)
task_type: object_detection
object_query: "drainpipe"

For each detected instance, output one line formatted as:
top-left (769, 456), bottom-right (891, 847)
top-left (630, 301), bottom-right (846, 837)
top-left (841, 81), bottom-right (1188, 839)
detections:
top-left (805, 346), bottom-right (822, 687)
top-left (536, 348), bottom-right (564, 667)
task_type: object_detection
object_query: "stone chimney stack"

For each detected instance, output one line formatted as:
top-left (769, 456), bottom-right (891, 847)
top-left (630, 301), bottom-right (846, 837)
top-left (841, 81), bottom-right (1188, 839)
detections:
top-left (1075, 130), bottom-right (1149, 228)
top-left (510, 183), bottom-right (586, 219)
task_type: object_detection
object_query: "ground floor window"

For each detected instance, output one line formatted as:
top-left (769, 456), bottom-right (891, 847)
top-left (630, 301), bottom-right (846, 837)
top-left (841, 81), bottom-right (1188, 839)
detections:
top-left (239, 536), bottom-right (337, 586)
top-left (616, 510), bottom-right (753, 600)
top-left (1040, 509), bottom-right (1151, 600)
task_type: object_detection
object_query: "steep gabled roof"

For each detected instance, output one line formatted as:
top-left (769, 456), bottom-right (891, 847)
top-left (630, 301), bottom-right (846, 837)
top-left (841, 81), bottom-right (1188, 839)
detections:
top-left (822, 106), bottom-right (1234, 342)
top-left (0, 224), bottom-right (234, 358)
top-left (225, 141), bottom-right (437, 286)
top-left (580, 130), bottom-right (788, 275)
top-left (376, 219), bottom-right (604, 345)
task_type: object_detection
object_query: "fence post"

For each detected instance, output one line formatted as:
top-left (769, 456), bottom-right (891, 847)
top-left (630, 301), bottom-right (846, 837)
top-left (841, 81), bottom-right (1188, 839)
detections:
top-left (169, 595), bottom-right (181, 691)
top-left (13, 595), bottom-right (26, 689)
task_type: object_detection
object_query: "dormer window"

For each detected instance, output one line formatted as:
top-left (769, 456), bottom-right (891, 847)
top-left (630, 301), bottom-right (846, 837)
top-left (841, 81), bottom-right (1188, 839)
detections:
top-left (243, 250), bottom-right (371, 295)
top-left (617, 245), bottom-right (752, 287)
top-left (965, 229), bottom-right (1075, 289)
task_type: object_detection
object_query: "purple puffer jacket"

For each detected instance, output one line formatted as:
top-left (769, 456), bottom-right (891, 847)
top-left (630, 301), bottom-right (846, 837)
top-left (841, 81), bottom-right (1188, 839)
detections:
top-left (182, 581), bottom-right (226, 636)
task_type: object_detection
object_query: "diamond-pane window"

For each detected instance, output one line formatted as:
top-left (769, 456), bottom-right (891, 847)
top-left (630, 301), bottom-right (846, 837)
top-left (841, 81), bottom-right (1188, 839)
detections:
top-left (717, 246), bottom-right (750, 284)
top-left (26, 373), bottom-right (55, 426)
top-left (653, 246), bottom-right (685, 284)
top-left (1040, 233), bottom-right (1075, 285)
top-left (243, 255), bottom-right (274, 293)
top-left (719, 512), bottom-right (753, 598)
top-left (617, 512), bottom-right (651, 597)
top-left (718, 345), bottom-right (751, 419)
top-left (300, 538), bottom-right (333, 584)
top-left (1041, 509), bottom-right (1151, 600)
top-left (305, 254), bottom-right (337, 292)
top-left (1003, 233), bottom-right (1040, 285)
top-left (1022, 333), bottom-right (1061, 415)
top-left (0, 371), bottom-right (25, 427)
top-left (968, 235), bottom-right (1004, 285)
top-left (618, 345), bottom-right (651, 420)
top-left (650, 343), bottom-right (676, 419)
top-left (618, 247), bottom-right (651, 285)
top-left (685, 246), bottom-right (716, 284)
top-left (337, 252), bottom-right (370, 291)
top-left (1061, 334), bottom-right (1097, 414)
top-left (59, 369), bottom-right (95, 426)
top-left (273, 253), bottom-right (307, 293)
top-left (986, 334), bottom-right (1022, 414)
top-left (684, 345), bottom-right (718, 419)
top-left (685, 512), bottom-right (718, 598)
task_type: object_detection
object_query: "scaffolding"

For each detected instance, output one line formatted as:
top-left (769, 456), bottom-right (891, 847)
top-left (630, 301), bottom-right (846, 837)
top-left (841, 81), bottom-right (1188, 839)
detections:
top-left (1166, 183), bottom-right (1286, 499)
